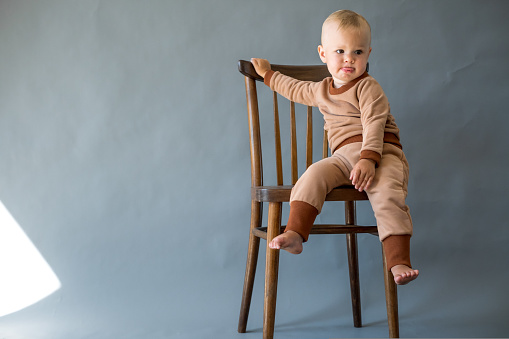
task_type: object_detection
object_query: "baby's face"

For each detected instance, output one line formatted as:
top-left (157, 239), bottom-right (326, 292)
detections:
top-left (318, 23), bottom-right (371, 87)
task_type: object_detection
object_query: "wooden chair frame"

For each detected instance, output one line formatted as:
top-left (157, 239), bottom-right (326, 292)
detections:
top-left (236, 60), bottom-right (399, 338)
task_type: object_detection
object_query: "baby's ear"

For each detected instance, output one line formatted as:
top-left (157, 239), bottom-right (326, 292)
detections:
top-left (317, 45), bottom-right (327, 63)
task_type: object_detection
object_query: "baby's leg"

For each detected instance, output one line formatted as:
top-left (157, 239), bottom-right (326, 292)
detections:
top-left (364, 145), bottom-right (418, 285)
top-left (269, 155), bottom-right (351, 254)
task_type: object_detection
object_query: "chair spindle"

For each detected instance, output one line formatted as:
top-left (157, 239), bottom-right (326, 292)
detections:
top-left (306, 106), bottom-right (313, 168)
top-left (273, 92), bottom-right (283, 186)
top-left (322, 129), bottom-right (328, 159)
top-left (290, 101), bottom-right (298, 185)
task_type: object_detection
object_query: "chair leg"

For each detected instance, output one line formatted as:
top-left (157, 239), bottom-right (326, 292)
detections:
top-left (346, 233), bottom-right (362, 327)
top-left (263, 202), bottom-right (281, 339)
top-left (345, 200), bottom-right (362, 327)
top-left (238, 201), bottom-right (262, 333)
top-left (382, 245), bottom-right (400, 338)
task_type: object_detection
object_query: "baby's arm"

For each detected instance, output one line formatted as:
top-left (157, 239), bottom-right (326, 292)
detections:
top-left (251, 58), bottom-right (271, 78)
top-left (350, 79), bottom-right (393, 191)
top-left (251, 58), bottom-right (319, 107)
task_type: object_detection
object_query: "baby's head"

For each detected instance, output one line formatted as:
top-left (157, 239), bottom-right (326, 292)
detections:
top-left (321, 10), bottom-right (371, 47)
top-left (318, 10), bottom-right (372, 87)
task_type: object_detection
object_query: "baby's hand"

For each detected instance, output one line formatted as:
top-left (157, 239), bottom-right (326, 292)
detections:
top-left (350, 159), bottom-right (376, 192)
top-left (251, 58), bottom-right (271, 78)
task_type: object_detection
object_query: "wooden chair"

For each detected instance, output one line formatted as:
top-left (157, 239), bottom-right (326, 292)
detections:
top-left (237, 60), bottom-right (400, 339)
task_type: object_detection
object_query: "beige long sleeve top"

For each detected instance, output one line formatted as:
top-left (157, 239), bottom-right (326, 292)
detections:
top-left (264, 70), bottom-right (401, 165)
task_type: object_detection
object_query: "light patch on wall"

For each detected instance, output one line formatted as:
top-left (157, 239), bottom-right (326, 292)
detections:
top-left (0, 201), bottom-right (61, 316)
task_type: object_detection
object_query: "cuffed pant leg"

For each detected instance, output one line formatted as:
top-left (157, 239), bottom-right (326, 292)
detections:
top-left (284, 201), bottom-right (318, 242)
top-left (382, 235), bottom-right (412, 270)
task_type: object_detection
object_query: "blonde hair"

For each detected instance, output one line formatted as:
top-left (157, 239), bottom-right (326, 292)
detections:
top-left (322, 10), bottom-right (371, 44)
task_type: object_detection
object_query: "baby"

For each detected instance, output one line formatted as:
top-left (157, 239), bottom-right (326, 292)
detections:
top-left (251, 10), bottom-right (419, 285)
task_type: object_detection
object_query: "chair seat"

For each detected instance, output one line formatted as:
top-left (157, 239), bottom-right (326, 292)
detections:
top-left (252, 185), bottom-right (369, 202)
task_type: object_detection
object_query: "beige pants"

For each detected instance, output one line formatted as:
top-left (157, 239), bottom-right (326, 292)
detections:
top-left (290, 142), bottom-right (413, 242)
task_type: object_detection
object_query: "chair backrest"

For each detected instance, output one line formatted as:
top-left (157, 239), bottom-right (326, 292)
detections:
top-left (238, 60), bottom-right (331, 188)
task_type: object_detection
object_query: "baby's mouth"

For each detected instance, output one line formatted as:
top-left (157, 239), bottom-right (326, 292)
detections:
top-left (341, 67), bottom-right (355, 73)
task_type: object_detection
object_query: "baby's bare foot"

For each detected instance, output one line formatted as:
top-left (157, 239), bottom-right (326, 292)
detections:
top-left (268, 231), bottom-right (303, 254)
top-left (391, 265), bottom-right (419, 285)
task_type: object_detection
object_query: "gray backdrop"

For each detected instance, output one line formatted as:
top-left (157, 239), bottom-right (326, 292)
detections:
top-left (1, 0), bottom-right (508, 338)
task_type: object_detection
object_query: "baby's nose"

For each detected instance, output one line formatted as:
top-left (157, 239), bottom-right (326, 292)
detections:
top-left (344, 54), bottom-right (355, 63)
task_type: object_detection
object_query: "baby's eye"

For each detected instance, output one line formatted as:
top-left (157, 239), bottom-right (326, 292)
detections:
top-left (354, 50), bottom-right (363, 55)
top-left (336, 49), bottom-right (344, 54)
